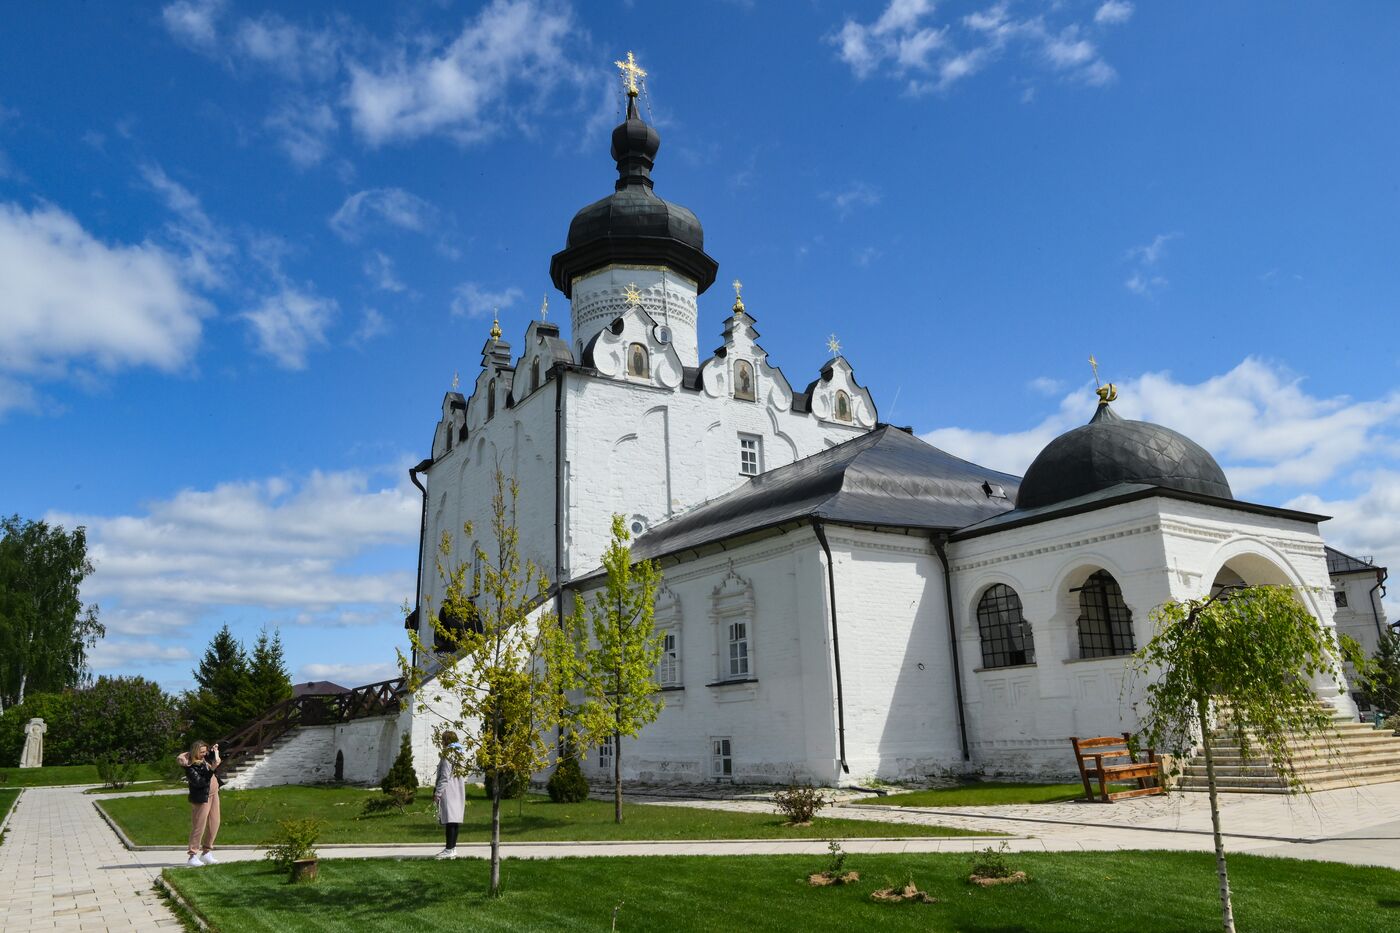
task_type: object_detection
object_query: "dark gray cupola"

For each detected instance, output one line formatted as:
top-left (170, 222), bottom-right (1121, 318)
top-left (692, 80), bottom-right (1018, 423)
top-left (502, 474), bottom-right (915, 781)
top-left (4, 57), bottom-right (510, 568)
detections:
top-left (1015, 391), bottom-right (1233, 510)
top-left (549, 93), bottom-right (718, 298)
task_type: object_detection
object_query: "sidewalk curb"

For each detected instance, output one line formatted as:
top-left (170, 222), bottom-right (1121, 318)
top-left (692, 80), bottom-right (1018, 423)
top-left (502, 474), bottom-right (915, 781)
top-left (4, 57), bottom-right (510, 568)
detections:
top-left (156, 874), bottom-right (214, 932)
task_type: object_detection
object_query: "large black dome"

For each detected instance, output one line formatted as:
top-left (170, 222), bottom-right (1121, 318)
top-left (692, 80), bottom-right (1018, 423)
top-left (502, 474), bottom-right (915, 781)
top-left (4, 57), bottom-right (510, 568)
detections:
top-left (1016, 400), bottom-right (1233, 510)
top-left (549, 95), bottom-right (717, 297)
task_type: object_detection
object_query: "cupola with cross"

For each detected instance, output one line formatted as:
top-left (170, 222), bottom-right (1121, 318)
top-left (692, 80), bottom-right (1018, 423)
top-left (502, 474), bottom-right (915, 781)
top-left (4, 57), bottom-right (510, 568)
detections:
top-left (549, 52), bottom-right (718, 368)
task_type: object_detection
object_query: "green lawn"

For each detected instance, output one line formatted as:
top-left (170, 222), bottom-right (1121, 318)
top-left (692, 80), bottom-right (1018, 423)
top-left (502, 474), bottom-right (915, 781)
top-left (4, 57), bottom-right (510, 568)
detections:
top-left (862, 781), bottom-right (1098, 807)
top-left (0, 788), bottom-right (19, 826)
top-left (163, 851), bottom-right (1400, 933)
top-left (102, 784), bottom-right (985, 845)
top-left (0, 763), bottom-right (166, 787)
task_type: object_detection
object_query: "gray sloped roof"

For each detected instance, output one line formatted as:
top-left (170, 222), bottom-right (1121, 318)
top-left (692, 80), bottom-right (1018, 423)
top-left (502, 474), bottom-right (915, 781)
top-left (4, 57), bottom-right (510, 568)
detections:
top-left (1326, 546), bottom-right (1383, 576)
top-left (628, 426), bottom-right (1021, 563)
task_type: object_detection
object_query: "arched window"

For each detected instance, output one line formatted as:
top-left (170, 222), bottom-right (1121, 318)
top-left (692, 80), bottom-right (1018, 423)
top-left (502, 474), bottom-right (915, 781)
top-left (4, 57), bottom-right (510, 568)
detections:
top-left (486, 379), bottom-right (496, 420)
top-left (627, 343), bottom-right (650, 378)
top-left (530, 358), bottom-right (541, 393)
top-left (734, 360), bottom-right (756, 401)
top-left (1076, 570), bottom-right (1135, 658)
top-left (834, 390), bottom-right (852, 423)
top-left (976, 584), bottom-right (1035, 668)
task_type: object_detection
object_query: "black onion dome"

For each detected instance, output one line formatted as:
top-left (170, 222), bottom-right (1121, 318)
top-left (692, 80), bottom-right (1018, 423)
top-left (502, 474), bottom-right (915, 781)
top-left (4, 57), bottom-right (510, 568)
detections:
top-left (549, 95), bottom-right (718, 297)
top-left (1015, 400), bottom-right (1233, 510)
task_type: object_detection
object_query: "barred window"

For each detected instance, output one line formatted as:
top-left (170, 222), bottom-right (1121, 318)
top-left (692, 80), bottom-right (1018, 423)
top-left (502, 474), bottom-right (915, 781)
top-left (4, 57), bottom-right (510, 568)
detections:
top-left (975, 584), bottom-right (1035, 668)
top-left (1076, 570), bottom-right (1135, 658)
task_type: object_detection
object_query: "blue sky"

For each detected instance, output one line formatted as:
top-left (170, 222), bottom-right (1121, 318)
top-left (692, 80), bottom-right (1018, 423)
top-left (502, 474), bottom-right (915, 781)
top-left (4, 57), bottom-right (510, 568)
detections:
top-left (3, 1), bottom-right (1398, 692)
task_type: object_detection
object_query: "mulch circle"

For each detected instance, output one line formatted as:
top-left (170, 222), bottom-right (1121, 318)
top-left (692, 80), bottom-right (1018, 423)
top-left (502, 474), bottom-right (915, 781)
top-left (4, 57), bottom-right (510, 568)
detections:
top-left (807, 871), bottom-right (860, 886)
top-left (870, 882), bottom-right (940, 904)
top-left (969, 870), bottom-right (1028, 887)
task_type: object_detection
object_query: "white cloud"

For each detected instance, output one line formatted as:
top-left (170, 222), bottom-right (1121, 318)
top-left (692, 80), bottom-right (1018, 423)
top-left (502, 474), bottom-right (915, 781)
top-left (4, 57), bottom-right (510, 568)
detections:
top-left (343, 0), bottom-right (583, 146)
top-left (233, 14), bottom-right (341, 81)
top-left (451, 282), bottom-right (521, 319)
top-left (364, 251), bottom-right (405, 292)
top-left (1095, 1), bottom-right (1134, 26)
top-left (1124, 232), bottom-right (1180, 296)
top-left (823, 181), bottom-right (882, 218)
top-left (923, 358), bottom-right (1400, 497)
top-left (0, 202), bottom-right (208, 381)
top-left (329, 187), bottom-right (437, 241)
top-left (266, 99), bottom-right (338, 168)
top-left (162, 0), bottom-right (225, 51)
top-left (1288, 473), bottom-right (1400, 575)
top-left (140, 163), bottom-right (234, 287)
top-left (1028, 376), bottom-right (1065, 396)
top-left (351, 307), bottom-right (389, 344)
top-left (833, 0), bottom-right (1123, 95)
top-left (242, 286), bottom-right (338, 369)
top-left (299, 661), bottom-right (399, 685)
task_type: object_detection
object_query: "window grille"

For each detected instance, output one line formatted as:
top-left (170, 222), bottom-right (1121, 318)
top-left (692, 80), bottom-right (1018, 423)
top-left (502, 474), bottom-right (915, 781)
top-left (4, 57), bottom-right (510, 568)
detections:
top-left (976, 584), bottom-right (1035, 668)
top-left (1076, 570), bottom-right (1135, 658)
top-left (598, 735), bottom-right (614, 771)
top-left (710, 737), bottom-right (733, 780)
top-left (1334, 588), bottom-right (1349, 608)
top-left (739, 435), bottom-right (761, 476)
top-left (658, 630), bottom-right (681, 686)
top-left (727, 621), bottom-right (749, 678)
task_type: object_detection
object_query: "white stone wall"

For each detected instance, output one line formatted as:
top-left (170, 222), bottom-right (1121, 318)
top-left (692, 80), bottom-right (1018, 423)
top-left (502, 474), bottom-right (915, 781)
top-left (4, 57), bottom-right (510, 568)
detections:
top-left (233, 725), bottom-right (337, 789)
top-left (1333, 571), bottom-right (1389, 662)
top-left (333, 717), bottom-right (401, 785)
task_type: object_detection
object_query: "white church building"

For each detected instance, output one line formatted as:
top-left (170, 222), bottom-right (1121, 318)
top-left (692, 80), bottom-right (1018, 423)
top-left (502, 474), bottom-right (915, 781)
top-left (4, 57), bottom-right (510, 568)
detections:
top-left (400, 80), bottom-right (1377, 788)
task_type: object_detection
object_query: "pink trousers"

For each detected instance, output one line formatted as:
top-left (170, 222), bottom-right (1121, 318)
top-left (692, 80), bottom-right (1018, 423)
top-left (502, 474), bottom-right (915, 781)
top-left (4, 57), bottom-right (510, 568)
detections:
top-left (188, 778), bottom-right (221, 855)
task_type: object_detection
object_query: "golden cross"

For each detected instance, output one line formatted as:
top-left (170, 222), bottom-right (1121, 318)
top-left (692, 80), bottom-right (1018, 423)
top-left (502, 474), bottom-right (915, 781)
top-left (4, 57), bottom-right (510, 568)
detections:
top-left (623, 282), bottom-right (643, 307)
top-left (540, 294), bottom-right (549, 321)
top-left (827, 334), bottom-right (842, 358)
top-left (731, 278), bottom-right (745, 313)
top-left (1088, 354), bottom-right (1100, 388)
top-left (614, 51), bottom-right (647, 98)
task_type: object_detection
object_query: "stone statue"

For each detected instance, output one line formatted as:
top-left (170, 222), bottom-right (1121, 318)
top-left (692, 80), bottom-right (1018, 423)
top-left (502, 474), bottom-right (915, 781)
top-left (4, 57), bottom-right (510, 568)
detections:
top-left (20, 718), bottom-right (46, 768)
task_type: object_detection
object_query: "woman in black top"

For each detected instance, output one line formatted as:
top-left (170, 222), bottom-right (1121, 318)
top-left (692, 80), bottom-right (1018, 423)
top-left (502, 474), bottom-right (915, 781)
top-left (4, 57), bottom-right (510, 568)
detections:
top-left (176, 740), bottom-right (222, 867)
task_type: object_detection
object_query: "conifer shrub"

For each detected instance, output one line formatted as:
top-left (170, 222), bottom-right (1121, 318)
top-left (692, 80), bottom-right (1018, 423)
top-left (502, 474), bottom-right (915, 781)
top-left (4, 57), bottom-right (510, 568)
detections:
top-left (380, 734), bottom-right (417, 797)
top-left (546, 751), bottom-right (589, 803)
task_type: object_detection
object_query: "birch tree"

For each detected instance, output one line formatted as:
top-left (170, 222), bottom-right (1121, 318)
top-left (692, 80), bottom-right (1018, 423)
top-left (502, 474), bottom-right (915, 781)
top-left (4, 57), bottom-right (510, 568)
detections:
top-left (556, 515), bottom-right (664, 823)
top-left (1131, 584), bottom-right (1340, 933)
top-left (400, 469), bottom-right (573, 898)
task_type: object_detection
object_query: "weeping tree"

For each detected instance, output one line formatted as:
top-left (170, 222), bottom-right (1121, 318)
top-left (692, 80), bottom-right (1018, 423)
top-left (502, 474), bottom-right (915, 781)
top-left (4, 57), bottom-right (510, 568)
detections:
top-left (1131, 584), bottom-right (1342, 933)
top-left (555, 515), bottom-right (665, 823)
top-left (400, 468), bottom-right (574, 898)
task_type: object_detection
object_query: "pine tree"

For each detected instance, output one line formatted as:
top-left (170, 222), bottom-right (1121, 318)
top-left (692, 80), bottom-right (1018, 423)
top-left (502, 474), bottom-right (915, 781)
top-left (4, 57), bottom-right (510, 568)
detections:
top-left (242, 627), bottom-right (293, 722)
top-left (381, 733), bottom-right (417, 794)
top-left (186, 625), bottom-right (251, 742)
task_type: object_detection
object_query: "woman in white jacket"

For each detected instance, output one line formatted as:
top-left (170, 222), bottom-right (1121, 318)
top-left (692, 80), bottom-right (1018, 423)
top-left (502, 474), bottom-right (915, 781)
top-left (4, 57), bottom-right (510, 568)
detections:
top-left (433, 731), bottom-right (467, 859)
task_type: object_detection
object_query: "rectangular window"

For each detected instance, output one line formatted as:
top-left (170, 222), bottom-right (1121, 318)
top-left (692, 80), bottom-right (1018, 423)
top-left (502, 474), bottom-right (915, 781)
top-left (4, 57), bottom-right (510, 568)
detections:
top-left (658, 630), bottom-right (681, 687)
top-left (1334, 588), bottom-right (1349, 608)
top-left (598, 735), bottom-right (614, 771)
top-left (738, 435), bottom-right (762, 476)
top-left (727, 621), bottom-right (749, 678)
top-left (710, 737), bottom-right (733, 780)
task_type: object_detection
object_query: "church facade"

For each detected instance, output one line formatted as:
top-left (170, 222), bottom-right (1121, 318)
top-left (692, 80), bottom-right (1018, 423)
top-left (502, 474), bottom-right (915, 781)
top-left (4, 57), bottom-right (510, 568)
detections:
top-left (404, 80), bottom-right (1370, 787)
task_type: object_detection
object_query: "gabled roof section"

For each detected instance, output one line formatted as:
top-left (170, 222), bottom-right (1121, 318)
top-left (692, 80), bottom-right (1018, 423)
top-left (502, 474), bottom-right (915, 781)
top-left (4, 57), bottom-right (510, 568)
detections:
top-left (629, 426), bottom-right (1021, 562)
top-left (1326, 545), bottom-right (1384, 576)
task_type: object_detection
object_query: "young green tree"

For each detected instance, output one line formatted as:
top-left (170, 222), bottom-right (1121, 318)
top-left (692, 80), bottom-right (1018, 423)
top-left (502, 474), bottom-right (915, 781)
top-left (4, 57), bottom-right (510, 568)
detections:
top-left (556, 515), bottom-right (664, 823)
top-left (1131, 585), bottom-right (1341, 933)
top-left (1341, 630), bottom-right (1400, 720)
top-left (186, 624), bottom-right (252, 741)
top-left (241, 627), bottom-right (294, 722)
top-left (0, 515), bottom-right (105, 712)
top-left (400, 468), bottom-right (573, 898)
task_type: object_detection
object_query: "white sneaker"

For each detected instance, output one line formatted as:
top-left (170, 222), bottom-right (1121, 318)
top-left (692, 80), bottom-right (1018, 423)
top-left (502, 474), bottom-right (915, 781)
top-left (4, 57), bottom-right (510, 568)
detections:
top-left (433, 848), bottom-right (457, 860)
top-left (186, 855), bottom-right (203, 867)
top-left (200, 852), bottom-right (219, 865)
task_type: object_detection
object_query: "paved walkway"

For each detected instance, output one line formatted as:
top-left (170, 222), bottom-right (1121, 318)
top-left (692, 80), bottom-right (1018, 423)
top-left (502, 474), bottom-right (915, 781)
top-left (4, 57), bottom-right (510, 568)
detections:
top-left (3, 780), bottom-right (1399, 930)
top-left (0, 787), bottom-right (182, 933)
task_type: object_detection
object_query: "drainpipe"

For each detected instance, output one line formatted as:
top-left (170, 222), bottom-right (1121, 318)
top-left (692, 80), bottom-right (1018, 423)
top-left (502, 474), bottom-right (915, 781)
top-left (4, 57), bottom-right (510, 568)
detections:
top-left (408, 459), bottom-right (433, 671)
top-left (554, 369), bottom-right (567, 623)
top-left (811, 521), bottom-right (849, 775)
top-left (1369, 567), bottom-right (1389, 642)
top-left (931, 533), bottom-right (971, 761)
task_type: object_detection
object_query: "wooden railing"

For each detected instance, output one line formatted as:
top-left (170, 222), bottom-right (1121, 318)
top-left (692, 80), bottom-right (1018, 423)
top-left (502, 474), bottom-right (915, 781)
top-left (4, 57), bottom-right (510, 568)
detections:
top-left (216, 677), bottom-right (407, 771)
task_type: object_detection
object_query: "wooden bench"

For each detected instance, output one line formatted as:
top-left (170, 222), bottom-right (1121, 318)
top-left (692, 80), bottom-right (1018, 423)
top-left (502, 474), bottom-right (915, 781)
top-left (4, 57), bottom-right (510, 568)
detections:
top-left (1070, 732), bottom-right (1164, 802)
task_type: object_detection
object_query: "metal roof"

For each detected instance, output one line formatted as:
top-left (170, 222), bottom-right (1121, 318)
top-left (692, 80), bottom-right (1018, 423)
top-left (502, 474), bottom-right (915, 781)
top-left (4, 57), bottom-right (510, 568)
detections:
top-left (1325, 545), bottom-right (1383, 576)
top-left (628, 426), bottom-right (1021, 563)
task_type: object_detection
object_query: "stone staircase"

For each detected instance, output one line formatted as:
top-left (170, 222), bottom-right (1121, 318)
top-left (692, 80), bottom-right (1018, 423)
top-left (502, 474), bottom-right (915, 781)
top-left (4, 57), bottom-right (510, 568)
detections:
top-left (217, 731), bottom-right (301, 789)
top-left (1179, 709), bottom-right (1400, 794)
